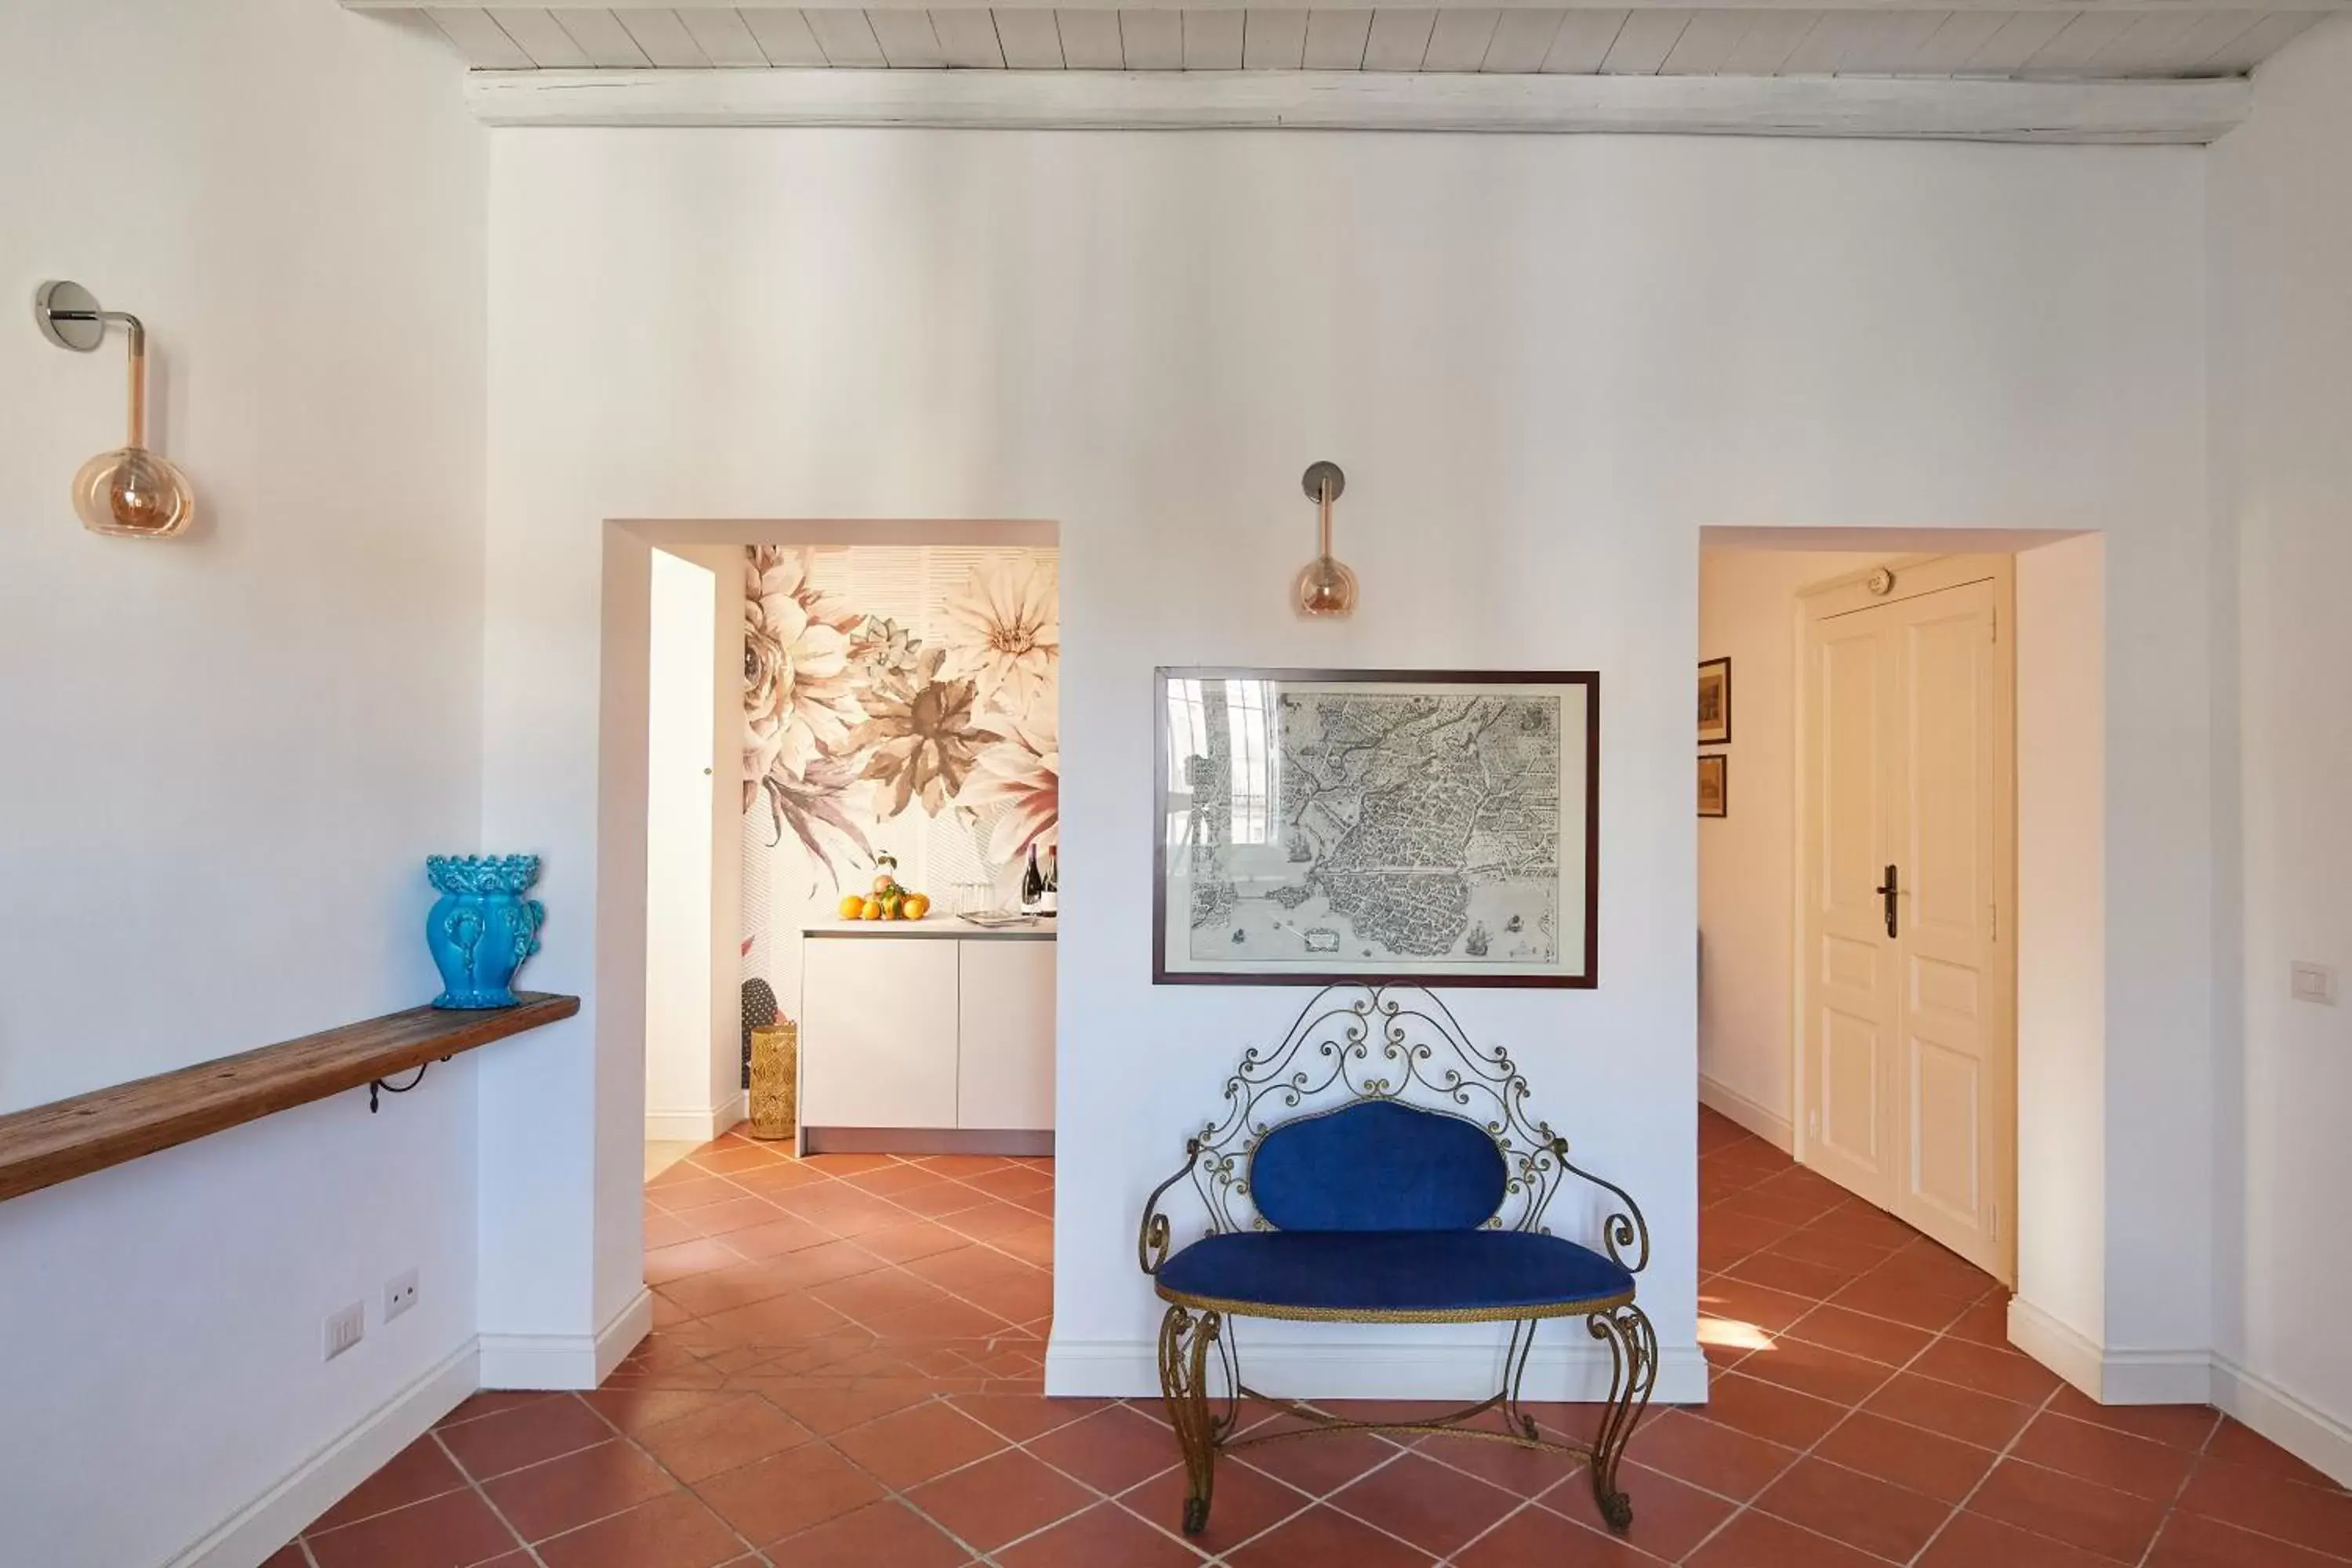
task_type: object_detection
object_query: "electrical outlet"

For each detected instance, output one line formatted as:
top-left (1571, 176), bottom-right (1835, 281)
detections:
top-left (385, 1269), bottom-right (419, 1323)
top-left (324, 1301), bottom-right (365, 1363)
top-left (2291, 961), bottom-right (2338, 1006)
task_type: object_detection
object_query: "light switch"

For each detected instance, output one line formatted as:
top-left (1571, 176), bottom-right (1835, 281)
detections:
top-left (2290, 962), bottom-right (2338, 1006)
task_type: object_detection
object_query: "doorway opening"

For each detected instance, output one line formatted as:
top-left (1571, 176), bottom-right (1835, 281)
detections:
top-left (591, 517), bottom-right (1068, 1512)
top-left (1695, 529), bottom-right (2103, 1341)
top-left (630, 520), bottom-right (1061, 1175)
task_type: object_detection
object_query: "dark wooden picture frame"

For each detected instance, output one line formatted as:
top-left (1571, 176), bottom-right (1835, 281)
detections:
top-left (1697, 657), bottom-right (1733, 746)
top-left (1152, 667), bottom-right (1600, 989)
top-left (1697, 753), bottom-right (1728, 818)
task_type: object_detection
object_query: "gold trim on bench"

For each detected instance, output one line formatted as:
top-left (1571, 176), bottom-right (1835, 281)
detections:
top-left (1153, 1283), bottom-right (1635, 1324)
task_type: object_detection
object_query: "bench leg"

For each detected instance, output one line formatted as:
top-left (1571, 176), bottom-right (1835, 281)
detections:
top-left (1156, 1304), bottom-right (1221, 1535)
top-left (1586, 1303), bottom-right (1660, 1531)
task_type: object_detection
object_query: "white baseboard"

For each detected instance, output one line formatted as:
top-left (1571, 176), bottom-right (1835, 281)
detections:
top-left (1044, 1334), bottom-right (1709, 1406)
top-left (480, 1288), bottom-right (654, 1390)
top-left (2102, 1346), bottom-right (2216, 1406)
top-left (2007, 1296), bottom-right (2212, 1405)
top-left (2007, 1296), bottom-right (2105, 1399)
top-left (168, 1291), bottom-right (660, 1566)
top-left (1697, 1074), bottom-right (1793, 1152)
top-left (169, 1338), bottom-right (477, 1568)
top-left (2213, 1354), bottom-right (2352, 1488)
top-left (646, 1093), bottom-right (746, 1142)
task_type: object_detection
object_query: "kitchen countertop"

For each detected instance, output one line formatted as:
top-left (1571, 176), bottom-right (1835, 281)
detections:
top-left (804, 919), bottom-right (1056, 941)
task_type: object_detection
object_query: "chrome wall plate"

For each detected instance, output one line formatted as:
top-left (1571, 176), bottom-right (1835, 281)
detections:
top-left (34, 280), bottom-right (105, 351)
top-left (1301, 460), bottom-right (1345, 502)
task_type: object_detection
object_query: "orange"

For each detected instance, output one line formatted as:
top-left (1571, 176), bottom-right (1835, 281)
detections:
top-left (859, 898), bottom-right (883, 921)
top-left (837, 894), bottom-right (866, 920)
top-left (902, 894), bottom-right (931, 920)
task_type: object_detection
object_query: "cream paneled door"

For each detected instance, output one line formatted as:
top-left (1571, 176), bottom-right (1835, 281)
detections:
top-left (1800, 559), bottom-right (2015, 1281)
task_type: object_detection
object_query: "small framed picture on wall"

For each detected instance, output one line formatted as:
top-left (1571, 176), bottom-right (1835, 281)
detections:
top-left (1697, 753), bottom-right (1728, 818)
top-left (1697, 657), bottom-right (1732, 746)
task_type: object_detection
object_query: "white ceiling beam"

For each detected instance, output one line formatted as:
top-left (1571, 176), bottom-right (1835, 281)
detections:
top-left (347, 1), bottom-right (2351, 15)
top-left (463, 65), bottom-right (2247, 140)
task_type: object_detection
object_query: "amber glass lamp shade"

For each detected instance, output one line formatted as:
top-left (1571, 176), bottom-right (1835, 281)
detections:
top-left (74, 445), bottom-right (194, 538)
top-left (1295, 554), bottom-right (1359, 618)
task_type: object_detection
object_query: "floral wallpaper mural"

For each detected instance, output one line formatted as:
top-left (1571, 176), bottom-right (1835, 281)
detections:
top-left (739, 544), bottom-right (1058, 1002)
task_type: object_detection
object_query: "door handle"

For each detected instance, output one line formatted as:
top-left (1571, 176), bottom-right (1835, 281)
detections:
top-left (1875, 865), bottom-right (1900, 940)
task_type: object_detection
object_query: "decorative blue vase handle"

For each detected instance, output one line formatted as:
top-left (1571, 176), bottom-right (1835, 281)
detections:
top-left (514, 898), bottom-right (546, 967)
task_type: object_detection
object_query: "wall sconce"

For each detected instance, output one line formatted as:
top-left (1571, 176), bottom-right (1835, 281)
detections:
top-left (1294, 460), bottom-right (1357, 619)
top-left (35, 281), bottom-right (196, 539)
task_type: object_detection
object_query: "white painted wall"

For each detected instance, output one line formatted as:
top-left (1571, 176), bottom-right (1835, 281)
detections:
top-left (1695, 548), bottom-right (1878, 1145)
top-left (480, 128), bottom-right (2217, 1403)
top-left (2013, 535), bottom-right (2108, 1369)
top-left (2209, 16), bottom-right (2352, 1476)
top-left (0, 2), bottom-right (486, 1562)
top-left (644, 549), bottom-right (723, 1139)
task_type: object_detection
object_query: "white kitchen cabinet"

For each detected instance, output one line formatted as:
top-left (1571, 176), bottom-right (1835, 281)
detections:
top-left (800, 935), bottom-right (960, 1131)
top-left (799, 927), bottom-right (1054, 1144)
top-left (956, 938), bottom-right (1057, 1131)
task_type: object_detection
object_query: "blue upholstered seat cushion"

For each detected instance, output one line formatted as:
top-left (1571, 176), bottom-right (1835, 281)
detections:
top-left (1156, 1229), bottom-right (1635, 1319)
top-left (1250, 1102), bottom-right (1507, 1232)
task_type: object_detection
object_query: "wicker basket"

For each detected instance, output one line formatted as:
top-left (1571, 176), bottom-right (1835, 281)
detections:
top-left (748, 1020), bottom-right (798, 1142)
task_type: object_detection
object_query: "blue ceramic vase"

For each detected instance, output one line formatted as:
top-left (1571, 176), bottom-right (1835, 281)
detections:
top-left (425, 855), bottom-right (545, 1009)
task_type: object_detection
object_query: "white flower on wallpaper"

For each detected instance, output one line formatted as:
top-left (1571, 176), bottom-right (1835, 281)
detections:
top-left (743, 546), bottom-right (1058, 892)
top-left (962, 708), bottom-right (1059, 864)
top-left (743, 548), bottom-right (863, 796)
top-left (941, 559), bottom-right (1058, 714)
top-left (744, 547), bottom-right (873, 882)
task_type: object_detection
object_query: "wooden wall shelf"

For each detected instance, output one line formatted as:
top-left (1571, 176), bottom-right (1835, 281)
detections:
top-left (0, 993), bottom-right (579, 1203)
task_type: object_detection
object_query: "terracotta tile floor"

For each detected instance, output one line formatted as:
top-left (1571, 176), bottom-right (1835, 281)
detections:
top-left (270, 1111), bottom-right (2352, 1567)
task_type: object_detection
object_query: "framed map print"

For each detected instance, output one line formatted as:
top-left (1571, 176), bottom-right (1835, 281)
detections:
top-left (1153, 668), bottom-right (1599, 988)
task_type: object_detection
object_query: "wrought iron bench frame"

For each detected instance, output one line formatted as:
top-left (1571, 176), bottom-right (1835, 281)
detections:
top-left (1136, 985), bottom-right (1658, 1536)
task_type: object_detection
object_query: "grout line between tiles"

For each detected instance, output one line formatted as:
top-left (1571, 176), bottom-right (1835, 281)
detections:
top-left (549, 1390), bottom-right (779, 1565)
top-left (1671, 1293), bottom-right (1969, 1565)
top-left (420, 1425), bottom-right (549, 1567)
top-left (1899, 1378), bottom-right (2065, 1565)
top-left (2132, 1431), bottom-right (2212, 1568)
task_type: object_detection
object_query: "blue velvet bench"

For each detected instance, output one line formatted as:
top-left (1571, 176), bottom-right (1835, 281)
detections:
top-left (1137, 985), bottom-right (1657, 1537)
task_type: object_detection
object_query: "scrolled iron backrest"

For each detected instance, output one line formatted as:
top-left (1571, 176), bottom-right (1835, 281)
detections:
top-left (1138, 985), bottom-right (1650, 1274)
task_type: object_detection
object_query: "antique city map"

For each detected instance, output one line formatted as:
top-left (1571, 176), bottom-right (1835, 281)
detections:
top-left (1174, 681), bottom-right (1572, 974)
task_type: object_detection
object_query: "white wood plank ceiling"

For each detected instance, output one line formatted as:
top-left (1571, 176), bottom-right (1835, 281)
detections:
top-left (410, 5), bottom-right (2325, 76)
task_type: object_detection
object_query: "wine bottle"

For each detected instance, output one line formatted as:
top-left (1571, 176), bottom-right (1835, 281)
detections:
top-left (1040, 847), bottom-right (1058, 916)
top-left (1019, 844), bottom-right (1044, 912)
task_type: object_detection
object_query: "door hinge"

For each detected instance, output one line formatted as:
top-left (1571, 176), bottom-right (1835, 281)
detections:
top-left (1990, 903), bottom-right (1998, 942)
top-left (1989, 607), bottom-right (1998, 644)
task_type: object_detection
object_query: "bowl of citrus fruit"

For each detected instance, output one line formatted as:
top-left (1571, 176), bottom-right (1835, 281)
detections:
top-left (837, 855), bottom-right (930, 923)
